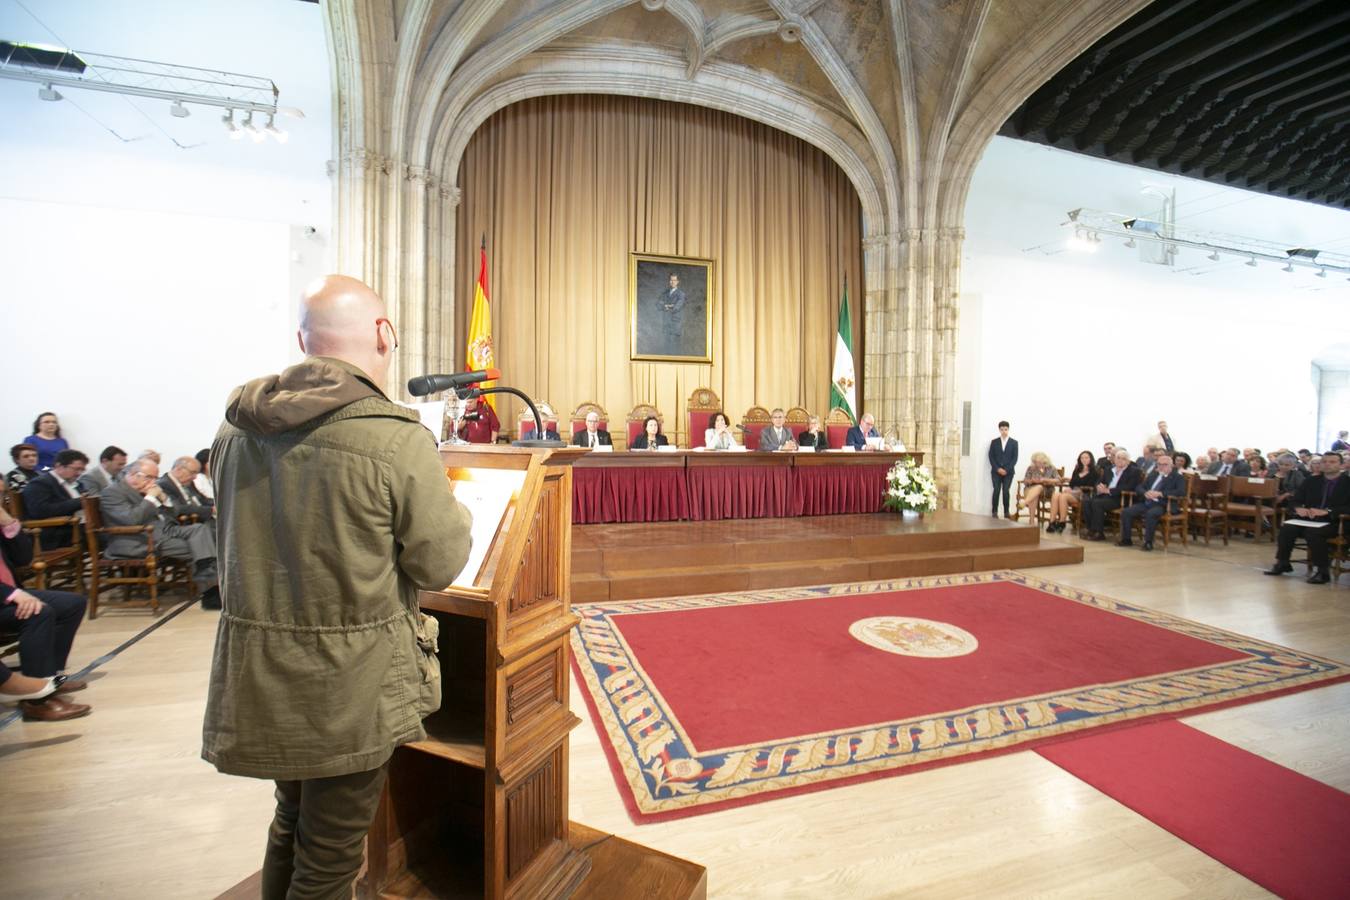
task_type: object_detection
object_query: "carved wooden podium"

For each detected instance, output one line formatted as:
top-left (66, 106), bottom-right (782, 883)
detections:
top-left (358, 444), bottom-right (590, 899)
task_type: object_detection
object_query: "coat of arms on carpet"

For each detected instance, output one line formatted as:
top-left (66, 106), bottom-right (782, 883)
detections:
top-left (570, 571), bottom-right (1350, 822)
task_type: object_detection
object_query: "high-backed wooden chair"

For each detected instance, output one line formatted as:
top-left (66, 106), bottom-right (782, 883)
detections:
top-left (626, 403), bottom-right (664, 446)
top-left (569, 401), bottom-right (608, 441)
top-left (1186, 474), bottom-right (1230, 545)
top-left (686, 387), bottom-right (721, 448)
top-left (741, 406), bottom-right (771, 450)
top-left (2, 488), bottom-right (84, 593)
top-left (825, 407), bottom-right (853, 449)
top-left (1121, 476), bottom-right (1191, 549)
top-left (1330, 515), bottom-right (1350, 584)
top-left (1227, 476), bottom-right (1278, 541)
top-left (785, 407), bottom-right (810, 433)
top-left (80, 496), bottom-right (195, 618)
top-left (1015, 467), bottom-right (1063, 524)
top-left (518, 402), bottom-right (559, 441)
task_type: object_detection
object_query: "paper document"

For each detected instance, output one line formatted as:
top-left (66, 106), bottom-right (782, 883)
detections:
top-left (1283, 519), bottom-right (1330, 528)
top-left (450, 470), bottom-right (525, 587)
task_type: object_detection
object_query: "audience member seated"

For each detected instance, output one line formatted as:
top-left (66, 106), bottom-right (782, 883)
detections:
top-left (1193, 453), bottom-right (1211, 474)
top-left (0, 500), bottom-right (91, 721)
top-left (24, 411), bottom-right (69, 471)
top-left (138, 449), bottom-right (162, 466)
top-left (158, 456), bottom-right (215, 521)
top-left (78, 445), bottom-right (127, 496)
top-left (629, 416), bottom-right (668, 450)
top-left (1136, 443), bottom-right (1163, 476)
top-left (758, 408), bottom-right (799, 452)
top-left (1249, 456), bottom-right (1270, 477)
top-left (22, 449), bottom-right (89, 549)
top-left (1274, 452), bottom-right (1305, 510)
top-left (846, 413), bottom-right (881, 450)
top-left (798, 416), bottom-right (825, 449)
top-left (1096, 442), bottom-right (1115, 472)
top-left (572, 411), bottom-right (613, 448)
top-left (1173, 451), bottom-right (1193, 473)
top-left (1206, 448), bottom-right (1250, 477)
top-left (1298, 449), bottom-right (1313, 472)
top-left (1332, 431), bottom-right (1350, 453)
top-left (1047, 450), bottom-right (1099, 533)
top-left (193, 448), bottom-right (214, 500)
top-left (1016, 452), bottom-right (1059, 520)
top-left (1243, 447), bottom-right (1263, 470)
top-left (5, 443), bottom-right (39, 492)
top-left (1117, 453), bottom-right (1184, 551)
top-left (458, 395), bottom-right (500, 444)
top-left (704, 412), bottom-right (740, 450)
top-left (102, 459), bottom-right (220, 608)
top-left (1081, 449), bottom-right (1141, 541)
top-left (1265, 452), bottom-right (1350, 584)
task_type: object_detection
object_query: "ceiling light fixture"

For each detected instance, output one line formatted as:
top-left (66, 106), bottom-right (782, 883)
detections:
top-left (1246, 257), bottom-right (1258, 267)
top-left (1316, 268), bottom-right (1327, 278)
top-left (1208, 250), bottom-right (1221, 261)
top-left (241, 111), bottom-right (264, 142)
top-left (169, 100), bottom-right (189, 118)
top-left (1124, 237), bottom-right (1136, 248)
top-left (37, 82), bottom-right (61, 101)
top-left (263, 112), bottom-right (287, 144)
top-left (222, 109), bottom-right (242, 139)
top-left (1282, 262), bottom-right (1295, 273)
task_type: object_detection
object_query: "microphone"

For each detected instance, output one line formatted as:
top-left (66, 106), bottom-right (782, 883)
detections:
top-left (408, 368), bottom-right (501, 397)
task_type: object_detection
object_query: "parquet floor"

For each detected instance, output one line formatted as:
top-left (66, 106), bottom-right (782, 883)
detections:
top-left (2, 528), bottom-right (1346, 899)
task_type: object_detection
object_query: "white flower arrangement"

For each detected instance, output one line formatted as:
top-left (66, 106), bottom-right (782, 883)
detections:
top-left (882, 457), bottom-right (938, 514)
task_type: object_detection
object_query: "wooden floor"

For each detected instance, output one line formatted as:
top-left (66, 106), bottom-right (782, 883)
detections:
top-left (573, 512), bottom-right (1082, 602)
top-left (2, 528), bottom-right (1348, 898)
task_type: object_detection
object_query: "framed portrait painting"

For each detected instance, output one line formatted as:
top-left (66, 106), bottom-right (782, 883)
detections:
top-left (629, 252), bottom-right (714, 363)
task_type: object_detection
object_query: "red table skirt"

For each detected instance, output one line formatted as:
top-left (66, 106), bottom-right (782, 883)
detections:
top-left (573, 466), bottom-right (689, 524)
top-left (793, 464), bottom-right (890, 516)
top-left (687, 465), bottom-right (793, 520)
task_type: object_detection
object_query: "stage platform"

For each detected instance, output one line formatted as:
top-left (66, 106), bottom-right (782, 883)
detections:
top-left (571, 511), bottom-right (1083, 602)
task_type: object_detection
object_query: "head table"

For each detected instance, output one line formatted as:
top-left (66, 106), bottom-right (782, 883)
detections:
top-left (569, 450), bottom-right (924, 524)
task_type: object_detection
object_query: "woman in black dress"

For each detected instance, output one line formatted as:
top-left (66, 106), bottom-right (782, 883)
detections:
top-left (1046, 449), bottom-right (1098, 533)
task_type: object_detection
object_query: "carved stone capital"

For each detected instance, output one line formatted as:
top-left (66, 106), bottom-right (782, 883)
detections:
top-left (640, 0), bottom-right (665, 10)
top-left (778, 18), bottom-right (804, 42)
top-left (441, 184), bottom-right (463, 207)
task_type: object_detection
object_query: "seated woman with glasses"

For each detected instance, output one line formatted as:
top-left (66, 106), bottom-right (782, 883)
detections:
top-left (629, 416), bottom-right (668, 450)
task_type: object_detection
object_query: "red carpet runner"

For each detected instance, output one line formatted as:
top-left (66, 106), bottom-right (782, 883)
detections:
top-left (1037, 720), bottom-right (1350, 900)
top-left (571, 572), bottom-right (1350, 821)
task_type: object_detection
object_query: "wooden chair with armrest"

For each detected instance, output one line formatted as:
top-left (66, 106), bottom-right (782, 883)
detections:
top-left (741, 406), bottom-right (771, 450)
top-left (1015, 467), bottom-right (1063, 524)
top-left (825, 407), bottom-right (853, 449)
top-left (686, 387), bottom-right (722, 448)
top-left (569, 401), bottom-right (609, 442)
top-left (80, 496), bottom-right (197, 618)
top-left (1227, 476), bottom-right (1278, 542)
top-left (2, 488), bottom-right (85, 593)
top-left (1186, 474), bottom-right (1230, 545)
top-left (625, 403), bottom-right (664, 447)
top-left (785, 407), bottom-right (810, 433)
top-left (1329, 515), bottom-right (1350, 584)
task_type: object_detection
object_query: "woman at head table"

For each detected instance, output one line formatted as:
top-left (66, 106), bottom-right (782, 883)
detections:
top-left (629, 416), bottom-right (669, 450)
top-left (704, 411), bottom-right (739, 450)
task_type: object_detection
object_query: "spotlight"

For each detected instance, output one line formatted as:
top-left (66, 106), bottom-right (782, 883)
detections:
top-left (1316, 268), bottom-right (1327, 278)
top-left (1282, 262), bottom-right (1295, 273)
top-left (1124, 237), bottom-right (1136, 248)
top-left (222, 109), bottom-right (242, 139)
top-left (242, 111), bottom-right (264, 142)
top-left (1246, 257), bottom-right (1258, 267)
top-left (1208, 250), bottom-right (1221, 261)
top-left (263, 112), bottom-right (288, 143)
top-left (38, 83), bottom-right (62, 101)
top-left (169, 100), bottom-right (190, 118)
top-left (1067, 228), bottom-right (1098, 253)
top-left (1166, 243), bottom-right (1179, 257)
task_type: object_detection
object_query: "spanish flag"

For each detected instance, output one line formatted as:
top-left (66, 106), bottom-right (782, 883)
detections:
top-left (466, 237), bottom-right (496, 411)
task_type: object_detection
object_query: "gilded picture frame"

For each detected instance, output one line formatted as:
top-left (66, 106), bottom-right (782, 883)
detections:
top-left (629, 252), bottom-right (714, 363)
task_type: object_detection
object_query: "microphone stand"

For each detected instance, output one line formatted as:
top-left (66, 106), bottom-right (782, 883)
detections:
top-left (456, 386), bottom-right (557, 448)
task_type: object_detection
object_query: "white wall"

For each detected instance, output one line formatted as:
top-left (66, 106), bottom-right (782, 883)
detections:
top-left (958, 138), bottom-right (1350, 513)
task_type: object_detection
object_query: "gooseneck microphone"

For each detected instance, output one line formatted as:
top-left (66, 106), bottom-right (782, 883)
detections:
top-left (407, 368), bottom-right (501, 397)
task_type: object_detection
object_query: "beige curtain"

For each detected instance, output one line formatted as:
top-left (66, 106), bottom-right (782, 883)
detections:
top-left (454, 95), bottom-right (864, 445)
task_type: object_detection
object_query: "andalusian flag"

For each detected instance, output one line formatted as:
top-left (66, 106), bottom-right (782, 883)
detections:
top-left (466, 237), bottom-right (496, 411)
top-left (830, 280), bottom-right (856, 424)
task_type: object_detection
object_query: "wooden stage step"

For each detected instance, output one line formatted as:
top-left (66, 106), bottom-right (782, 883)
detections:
top-left (571, 511), bottom-right (1082, 603)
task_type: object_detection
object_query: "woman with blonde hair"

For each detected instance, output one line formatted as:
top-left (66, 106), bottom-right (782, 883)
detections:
top-left (1016, 451), bottom-right (1060, 522)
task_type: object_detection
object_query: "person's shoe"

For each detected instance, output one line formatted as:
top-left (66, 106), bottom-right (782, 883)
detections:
top-left (53, 676), bottom-right (87, 694)
top-left (1264, 562), bottom-right (1294, 576)
top-left (1083, 532), bottom-right (1102, 542)
top-left (0, 677), bottom-right (57, 703)
top-left (1306, 569), bottom-right (1331, 585)
top-left (20, 696), bottom-right (92, 721)
top-left (199, 586), bottom-right (222, 611)
top-left (1142, 542), bottom-right (1154, 551)
top-left (1115, 539), bottom-right (1133, 547)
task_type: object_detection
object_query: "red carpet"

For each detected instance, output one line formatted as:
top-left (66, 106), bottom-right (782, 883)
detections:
top-left (1037, 719), bottom-right (1350, 900)
top-left (571, 572), bottom-right (1350, 821)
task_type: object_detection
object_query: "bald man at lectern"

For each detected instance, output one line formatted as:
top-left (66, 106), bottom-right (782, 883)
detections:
top-left (202, 275), bottom-right (474, 900)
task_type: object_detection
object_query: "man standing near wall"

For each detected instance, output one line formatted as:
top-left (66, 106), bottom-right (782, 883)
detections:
top-left (202, 275), bottom-right (474, 899)
top-left (988, 421), bottom-right (1018, 518)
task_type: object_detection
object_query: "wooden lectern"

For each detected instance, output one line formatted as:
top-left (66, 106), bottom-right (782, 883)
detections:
top-left (360, 445), bottom-right (589, 899)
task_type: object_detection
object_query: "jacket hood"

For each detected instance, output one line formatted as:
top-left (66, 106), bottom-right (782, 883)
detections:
top-left (225, 357), bottom-right (388, 435)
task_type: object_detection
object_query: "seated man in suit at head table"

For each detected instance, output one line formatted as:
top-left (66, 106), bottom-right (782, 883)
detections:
top-left (798, 415), bottom-right (825, 448)
top-left (845, 413), bottom-right (881, 450)
top-left (758, 408), bottom-right (798, 451)
top-left (572, 411), bottom-right (612, 448)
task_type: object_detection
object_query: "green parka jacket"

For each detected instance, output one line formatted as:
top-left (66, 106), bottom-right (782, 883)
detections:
top-left (201, 356), bottom-right (472, 780)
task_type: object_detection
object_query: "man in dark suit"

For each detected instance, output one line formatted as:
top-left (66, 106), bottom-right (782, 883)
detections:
top-left (661, 273), bottom-right (687, 336)
top-left (1082, 448), bottom-right (1141, 541)
top-left (988, 421), bottom-right (1019, 518)
top-left (78, 445), bottom-right (127, 496)
top-left (572, 411), bottom-right (612, 448)
top-left (1117, 454), bottom-right (1185, 550)
top-left (1265, 452), bottom-right (1350, 584)
top-left (157, 456), bottom-right (215, 522)
top-left (101, 458), bottom-right (220, 606)
top-left (759, 408), bottom-right (799, 452)
top-left (1206, 448), bottom-right (1251, 477)
top-left (845, 413), bottom-right (881, 450)
top-left (21, 449), bottom-right (88, 549)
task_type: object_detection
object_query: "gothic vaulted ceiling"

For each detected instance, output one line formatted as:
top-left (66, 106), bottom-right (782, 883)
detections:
top-left (1001, 0), bottom-right (1350, 211)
